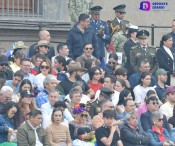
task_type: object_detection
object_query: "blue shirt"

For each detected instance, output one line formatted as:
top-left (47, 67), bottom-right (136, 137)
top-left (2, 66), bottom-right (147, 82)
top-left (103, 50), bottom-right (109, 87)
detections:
top-left (35, 89), bottom-right (49, 108)
top-left (24, 73), bottom-right (38, 86)
top-left (0, 114), bottom-right (14, 142)
top-left (154, 84), bottom-right (167, 101)
top-left (5, 80), bottom-right (20, 94)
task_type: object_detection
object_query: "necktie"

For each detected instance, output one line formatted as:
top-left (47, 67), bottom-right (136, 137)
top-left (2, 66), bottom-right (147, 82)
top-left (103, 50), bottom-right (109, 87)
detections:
top-left (143, 46), bottom-right (146, 51)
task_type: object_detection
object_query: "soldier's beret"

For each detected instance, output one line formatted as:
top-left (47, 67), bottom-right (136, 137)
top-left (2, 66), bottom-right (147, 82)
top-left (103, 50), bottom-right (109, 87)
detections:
top-left (113, 4), bottom-right (126, 13)
top-left (136, 30), bottom-right (149, 39)
top-left (90, 6), bottom-right (102, 15)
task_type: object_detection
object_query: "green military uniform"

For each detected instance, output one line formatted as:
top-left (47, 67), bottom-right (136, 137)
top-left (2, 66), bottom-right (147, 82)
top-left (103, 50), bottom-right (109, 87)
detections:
top-left (107, 4), bottom-right (131, 65)
top-left (88, 99), bottom-right (102, 118)
top-left (88, 87), bottom-right (114, 118)
top-left (68, 0), bottom-right (93, 23)
top-left (130, 30), bottom-right (158, 73)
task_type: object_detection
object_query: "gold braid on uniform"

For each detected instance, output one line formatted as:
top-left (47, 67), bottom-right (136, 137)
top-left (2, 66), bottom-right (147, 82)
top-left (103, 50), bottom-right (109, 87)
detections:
top-left (110, 23), bottom-right (120, 36)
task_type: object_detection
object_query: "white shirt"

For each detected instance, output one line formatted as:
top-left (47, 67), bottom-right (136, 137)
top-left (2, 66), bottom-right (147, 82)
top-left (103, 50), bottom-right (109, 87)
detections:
top-left (65, 94), bottom-right (90, 104)
top-left (163, 45), bottom-right (174, 60)
top-left (28, 121), bottom-right (43, 146)
top-left (160, 101), bottom-right (174, 120)
top-left (134, 85), bottom-right (156, 104)
top-left (40, 102), bottom-right (72, 128)
top-left (95, 90), bottom-right (119, 107)
top-left (35, 73), bottom-right (46, 91)
top-left (52, 54), bottom-right (70, 67)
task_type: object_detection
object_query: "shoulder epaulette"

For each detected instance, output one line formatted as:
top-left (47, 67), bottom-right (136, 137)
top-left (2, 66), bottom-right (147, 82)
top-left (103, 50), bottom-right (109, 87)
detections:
top-left (149, 46), bottom-right (156, 49)
top-left (131, 45), bottom-right (138, 49)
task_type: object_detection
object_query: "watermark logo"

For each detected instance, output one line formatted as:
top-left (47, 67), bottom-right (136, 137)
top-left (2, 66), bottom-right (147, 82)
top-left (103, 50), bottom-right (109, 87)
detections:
top-left (139, 1), bottom-right (151, 11)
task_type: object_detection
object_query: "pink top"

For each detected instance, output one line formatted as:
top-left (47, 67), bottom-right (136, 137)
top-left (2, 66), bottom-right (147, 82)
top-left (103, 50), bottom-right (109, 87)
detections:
top-left (137, 103), bottom-right (148, 117)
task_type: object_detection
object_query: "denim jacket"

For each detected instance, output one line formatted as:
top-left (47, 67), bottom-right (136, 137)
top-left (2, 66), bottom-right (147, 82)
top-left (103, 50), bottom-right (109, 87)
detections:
top-left (0, 114), bottom-right (14, 142)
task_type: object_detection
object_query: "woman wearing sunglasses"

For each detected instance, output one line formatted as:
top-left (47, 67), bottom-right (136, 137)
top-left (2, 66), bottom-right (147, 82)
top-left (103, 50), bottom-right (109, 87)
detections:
top-left (46, 108), bottom-right (72, 146)
top-left (0, 101), bottom-right (20, 146)
top-left (88, 66), bottom-right (103, 93)
top-left (147, 111), bottom-right (175, 146)
top-left (35, 59), bottom-right (52, 91)
top-left (69, 103), bottom-right (95, 146)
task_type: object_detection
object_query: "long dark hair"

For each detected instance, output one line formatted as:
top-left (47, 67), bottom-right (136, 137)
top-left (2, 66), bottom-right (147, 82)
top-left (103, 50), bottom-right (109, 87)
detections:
top-left (0, 101), bottom-right (20, 129)
top-left (51, 108), bottom-right (63, 123)
top-left (160, 34), bottom-right (172, 48)
top-left (19, 79), bottom-right (32, 93)
top-left (139, 72), bottom-right (151, 86)
top-left (118, 89), bottom-right (131, 105)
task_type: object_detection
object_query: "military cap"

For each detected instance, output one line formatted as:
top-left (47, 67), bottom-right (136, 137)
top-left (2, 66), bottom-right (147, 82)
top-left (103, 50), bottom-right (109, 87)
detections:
top-left (90, 6), bottom-right (102, 15)
top-left (100, 87), bottom-right (114, 96)
top-left (113, 4), bottom-right (126, 13)
top-left (128, 25), bottom-right (139, 34)
top-left (13, 41), bottom-right (28, 50)
top-left (136, 30), bottom-right (150, 39)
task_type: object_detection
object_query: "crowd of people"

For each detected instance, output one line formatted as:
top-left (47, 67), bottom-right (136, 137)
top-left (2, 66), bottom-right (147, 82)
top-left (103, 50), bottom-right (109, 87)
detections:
top-left (1, 3), bottom-right (175, 146)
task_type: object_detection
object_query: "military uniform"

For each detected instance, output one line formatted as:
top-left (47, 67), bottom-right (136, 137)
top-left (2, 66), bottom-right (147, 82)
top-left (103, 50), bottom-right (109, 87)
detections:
top-left (108, 4), bottom-right (131, 65)
top-left (130, 30), bottom-right (158, 73)
top-left (68, 0), bottom-right (93, 23)
top-left (90, 6), bottom-right (110, 66)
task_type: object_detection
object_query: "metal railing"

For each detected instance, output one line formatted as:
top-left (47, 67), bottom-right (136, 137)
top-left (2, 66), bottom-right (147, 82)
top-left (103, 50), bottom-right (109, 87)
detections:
top-left (0, 0), bottom-right (64, 22)
top-left (139, 24), bottom-right (171, 46)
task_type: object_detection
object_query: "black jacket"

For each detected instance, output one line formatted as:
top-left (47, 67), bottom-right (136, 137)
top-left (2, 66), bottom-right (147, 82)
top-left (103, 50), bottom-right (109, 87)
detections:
top-left (66, 24), bottom-right (99, 59)
top-left (156, 47), bottom-right (175, 74)
top-left (120, 123), bottom-right (150, 146)
top-left (124, 38), bottom-right (139, 74)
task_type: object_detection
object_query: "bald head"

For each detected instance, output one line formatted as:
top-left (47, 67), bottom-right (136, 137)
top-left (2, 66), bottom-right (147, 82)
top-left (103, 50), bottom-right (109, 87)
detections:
top-left (39, 30), bottom-right (51, 42)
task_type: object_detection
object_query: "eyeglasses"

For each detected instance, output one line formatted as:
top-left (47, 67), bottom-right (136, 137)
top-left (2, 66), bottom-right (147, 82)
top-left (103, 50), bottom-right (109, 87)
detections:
top-left (40, 65), bottom-right (50, 69)
top-left (80, 114), bottom-right (88, 118)
top-left (39, 45), bottom-right (48, 48)
top-left (0, 63), bottom-right (8, 66)
top-left (4, 96), bottom-right (12, 101)
top-left (108, 61), bottom-right (116, 65)
top-left (94, 72), bottom-right (101, 75)
top-left (85, 47), bottom-right (93, 50)
top-left (152, 101), bottom-right (159, 105)
top-left (157, 118), bottom-right (164, 122)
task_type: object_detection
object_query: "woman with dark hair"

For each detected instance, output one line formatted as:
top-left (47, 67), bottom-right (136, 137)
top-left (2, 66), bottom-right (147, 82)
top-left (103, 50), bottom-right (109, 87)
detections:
top-left (69, 103), bottom-right (95, 146)
top-left (156, 34), bottom-right (175, 85)
top-left (88, 66), bottom-right (103, 93)
top-left (10, 50), bottom-right (26, 73)
top-left (46, 108), bottom-right (72, 146)
top-left (54, 55), bottom-right (68, 81)
top-left (35, 59), bottom-right (53, 91)
top-left (114, 78), bottom-right (126, 92)
top-left (116, 89), bottom-right (132, 114)
top-left (103, 52), bottom-right (119, 75)
top-left (81, 59), bottom-right (96, 83)
top-left (0, 101), bottom-right (20, 145)
top-left (133, 72), bottom-right (156, 107)
top-left (12, 79), bottom-right (33, 103)
top-left (18, 90), bottom-right (37, 125)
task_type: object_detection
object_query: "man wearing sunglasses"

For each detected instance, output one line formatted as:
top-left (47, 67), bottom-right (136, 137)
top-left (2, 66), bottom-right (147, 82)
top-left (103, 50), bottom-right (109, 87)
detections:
top-left (0, 55), bottom-right (13, 80)
top-left (89, 6), bottom-right (110, 66)
top-left (141, 96), bottom-right (170, 132)
top-left (76, 43), bottom-right (100, 67)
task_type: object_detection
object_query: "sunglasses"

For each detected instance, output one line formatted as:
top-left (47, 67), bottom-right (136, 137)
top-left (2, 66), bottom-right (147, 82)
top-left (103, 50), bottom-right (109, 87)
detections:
top-left (157, 118), bottom-right (164, 122)
top-left (0, 63), bottom-right (8, 66)
top-left (107, 106), bottom-right (114, 109)
top-left (94, 72), bottom-right (101, 75)
top-left (108, 61), bottom-right (116, 65)
top-left (152, 101), bottom-right (159, 105)
top-left (39, 45), bottom-right (48, 48)
top-left (85, 47), bottom-right (93, 50)
top-left (80, 114), bottom-right (88, 118)
top-left (40, 66), bottom-right (50, 69)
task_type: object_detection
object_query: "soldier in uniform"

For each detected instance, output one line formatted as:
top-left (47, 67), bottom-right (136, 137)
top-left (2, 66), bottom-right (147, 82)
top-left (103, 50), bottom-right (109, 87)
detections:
top-left (130, 30), bottom-right (158, 74)
top-left (88, 87), bottom-right (114, 118)
top-left (90, 6), bottom-right (110, 66)
top-left (68, 0), bottom-right (93, 24)
top-left (108, 4), bottom-right (131, 64)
